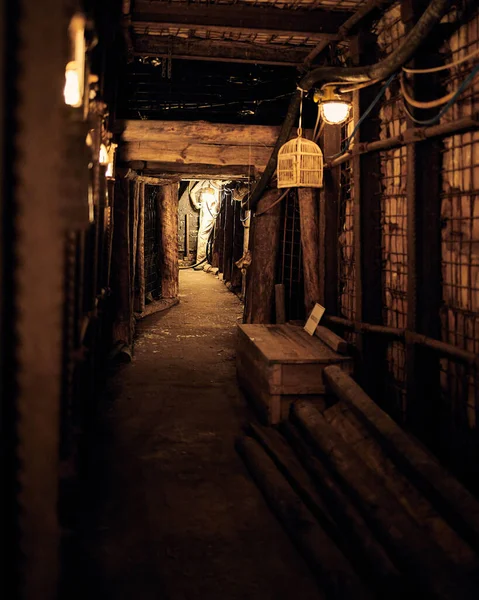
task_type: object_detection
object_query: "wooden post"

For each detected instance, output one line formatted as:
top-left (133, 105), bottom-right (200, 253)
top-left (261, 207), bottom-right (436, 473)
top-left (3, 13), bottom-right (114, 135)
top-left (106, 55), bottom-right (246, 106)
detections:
top-left (402, 0), bottom-right (442, 443)
top-left (230, 198), bottom-right (244, 290)
top-left (245, 188), bottom-right (282, 323)
top-left (112, 174), bottom-right (132, 345)
top-left (212, 199), bottom-right (225, 271)
top-left (158, 183), bottom-right (179, 299)
top-left (222, 191), bottom-right (235, 280)
top-left (352, 32), bottom-right (387, 400)
top-left (320, 127), bottom-right (341, 312)
top-left (137, 182), bottom-right (146, 313)
top-left (275, 284), bottom-right (286, 324)
top-left (130, 180), bottom-right (140, 312)
top-left (298, 188), bottom-right (321, 314)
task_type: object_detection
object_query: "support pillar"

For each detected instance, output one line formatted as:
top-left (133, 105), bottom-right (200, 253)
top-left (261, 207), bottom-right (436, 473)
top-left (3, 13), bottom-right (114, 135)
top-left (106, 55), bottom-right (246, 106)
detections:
top-left (245, 188), bottom-right (282, 323)
top-left (298, 188), bottom-right (321, 314)
top-left (158, 183), bottom-right (179, 299)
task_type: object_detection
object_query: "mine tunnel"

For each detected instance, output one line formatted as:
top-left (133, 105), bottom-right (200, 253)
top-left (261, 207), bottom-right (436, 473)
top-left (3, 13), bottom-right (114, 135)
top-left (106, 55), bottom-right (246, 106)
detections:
top-left (3, 1), bottom-right (479, 599)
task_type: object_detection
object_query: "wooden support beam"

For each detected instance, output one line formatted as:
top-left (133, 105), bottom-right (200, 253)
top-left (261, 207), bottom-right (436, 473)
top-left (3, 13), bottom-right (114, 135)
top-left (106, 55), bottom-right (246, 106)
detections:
top-left (119, 120), bottom-right (283, 146)
top-left (320, 127), bottom-right (341, 313)
top-left (112, 175), bottom-right (132, 346)
top-left (402, 0), bottom-right (442, 444)
top-left (134, 37), bottom-right (307, 66)
top-left (231, 199), bottom-right (244, 290)
top-left (157, 183), bottom-right (179, 299)
top-left (222, 194), bottom-right (235, 282)
top-left (141, 163), bottom-right (255, 180)
top-left (132, 2), bottom-right (348, 39)
top-left (245, 189), bottom-right (282, 324)
top-left (137, 182), bottom-right (146, 313)
top-left (352, 34), bottom-right (387, 401)
top-left (121, 140), bottom-right (273, 168)
top-left (298, 188), bottom-right (320, 315)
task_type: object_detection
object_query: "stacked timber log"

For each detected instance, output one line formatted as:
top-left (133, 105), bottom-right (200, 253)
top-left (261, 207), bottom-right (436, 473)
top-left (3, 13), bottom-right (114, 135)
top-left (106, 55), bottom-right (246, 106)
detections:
top-left (237, 365), bottom-right (479, 599)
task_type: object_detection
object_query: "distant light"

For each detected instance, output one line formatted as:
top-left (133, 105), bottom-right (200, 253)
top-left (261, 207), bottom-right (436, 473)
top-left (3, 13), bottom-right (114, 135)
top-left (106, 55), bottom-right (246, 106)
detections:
top-left (320, 101), bottom-right (351, 125)
top-left (64, 13), bottom-right (86, 107)
top-left (105, 162), bottom-right (114, 178)
top-left (201, 186), bottom-right (216, 204)
top-left (99, 144), bottom-right (109, 165)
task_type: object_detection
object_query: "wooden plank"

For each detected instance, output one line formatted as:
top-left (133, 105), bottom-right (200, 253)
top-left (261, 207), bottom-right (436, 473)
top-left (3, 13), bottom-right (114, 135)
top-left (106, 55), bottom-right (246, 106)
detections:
top-left (134, 36), bottom-right (307, 66)
top-left (137, 182), bottom-right (145, 313)
top-left (236, 436), bottom-right (371, 600)
top-left (323, 364), bottom-right (479, 553)
top-left (142, 162), bottom-right (255, 179)
top-left (120, 120), bottom-right (282, 146)
top-left (222, 194), bottom-right (234, 283)
top-left (121, 141), bottom-right (272, 167)
top-left (132, 2), bottom-right (348, 38)
top-left (314, 326), bottom-right (348, 354)
top-left (158, 183), bottom-right (178, 299)
top-left (293, 400), bottom-right (477, 600)
top-left (238, 324), bottom-right (349, 364)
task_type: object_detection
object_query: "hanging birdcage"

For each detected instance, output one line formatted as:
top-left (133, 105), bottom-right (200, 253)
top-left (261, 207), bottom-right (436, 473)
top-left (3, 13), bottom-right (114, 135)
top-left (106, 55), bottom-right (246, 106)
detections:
top-left (277, 91), bottom-right (323, 189)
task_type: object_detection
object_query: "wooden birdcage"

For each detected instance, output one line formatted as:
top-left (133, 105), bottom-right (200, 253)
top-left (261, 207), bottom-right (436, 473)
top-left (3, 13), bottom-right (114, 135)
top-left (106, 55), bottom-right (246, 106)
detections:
top-left (277, 133), bottom-right (324, 189)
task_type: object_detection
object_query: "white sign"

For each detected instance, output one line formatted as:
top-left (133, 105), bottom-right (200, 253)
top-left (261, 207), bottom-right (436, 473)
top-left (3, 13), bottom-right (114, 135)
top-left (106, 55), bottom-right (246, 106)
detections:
top-left (304, 303), bottom-right (326, 336)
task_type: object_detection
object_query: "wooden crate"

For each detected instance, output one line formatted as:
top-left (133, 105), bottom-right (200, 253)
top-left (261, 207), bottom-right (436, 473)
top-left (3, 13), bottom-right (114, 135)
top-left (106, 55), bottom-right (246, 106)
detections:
top-left (236, 324), bottom-right (353, 424)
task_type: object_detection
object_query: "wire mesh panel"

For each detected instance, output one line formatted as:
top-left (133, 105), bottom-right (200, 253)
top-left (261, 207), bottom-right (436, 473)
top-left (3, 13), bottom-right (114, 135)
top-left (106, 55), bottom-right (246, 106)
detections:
top-left (379, 146), bottom-right (408, 419)
top-left (439, 8), bottom-right (479, 474)
top-left (338, 113), bottom-right (356, 322)
top-left (277, 189), bottom-right (305, 321)
top-left (144, 184), bottom-right (160, 299)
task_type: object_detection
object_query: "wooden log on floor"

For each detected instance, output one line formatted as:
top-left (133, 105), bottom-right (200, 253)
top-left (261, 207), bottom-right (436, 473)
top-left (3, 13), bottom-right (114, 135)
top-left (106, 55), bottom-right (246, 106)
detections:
top-left (314, 326), bottom-right (348, 354)
top-left (323, 401), bottom-right (479, 570)
top-left (293, 400), bottom-right (477, 600)
top-left (323, 365), bottom-right (479, 553)
top-left (245, 189), bottom-right (282, 323)
top-left (298, 188), bottom-right (320, 315)
top-left (281, 421), bottom-right (404, 599)
top-left (248, 422), bottom-right (337, 538)
top-left (111, 174), bottom-right (132, 346)
top-left (236, 436), bottom-right (372, 600)
top-left (158, 183), bottom-right (179, 299)
top-left (275, 284), bottom-right (286, 324)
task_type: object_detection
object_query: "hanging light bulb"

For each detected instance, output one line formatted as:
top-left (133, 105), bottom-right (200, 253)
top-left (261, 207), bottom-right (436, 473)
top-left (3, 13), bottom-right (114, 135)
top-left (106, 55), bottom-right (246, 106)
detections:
top-left (314, 87), bottom-right (351, 125)
top-left (64, 13), bottom-right (86, 107)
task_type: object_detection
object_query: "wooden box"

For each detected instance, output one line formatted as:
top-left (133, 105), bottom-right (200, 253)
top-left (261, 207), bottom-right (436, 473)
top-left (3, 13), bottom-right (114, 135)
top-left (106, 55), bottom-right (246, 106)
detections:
top-left (236, 323), bottom-right (353, 424)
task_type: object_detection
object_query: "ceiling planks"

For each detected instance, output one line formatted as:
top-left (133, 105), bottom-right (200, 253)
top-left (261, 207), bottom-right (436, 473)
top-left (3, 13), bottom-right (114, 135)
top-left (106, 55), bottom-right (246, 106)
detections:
top-left (131, 2), bottom-right (350, 39)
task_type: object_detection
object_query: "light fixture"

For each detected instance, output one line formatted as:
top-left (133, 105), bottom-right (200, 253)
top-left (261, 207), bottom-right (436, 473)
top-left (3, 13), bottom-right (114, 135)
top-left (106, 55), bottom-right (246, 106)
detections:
top-left (314, 87), bottom-right (351, 125)
top-left (64, 13), bottom-right (86, 107)
top-left (99, 143), bottom-right (109, 166)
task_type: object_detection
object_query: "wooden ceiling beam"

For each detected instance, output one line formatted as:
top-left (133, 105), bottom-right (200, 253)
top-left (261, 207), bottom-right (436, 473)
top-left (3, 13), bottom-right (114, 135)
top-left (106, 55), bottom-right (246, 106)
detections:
top-left (133, 37), bottom-right (308, 66)
top-left (129, 162), bottom-right (255, 179)
top-left (132, 2), bottom-right (350, 39)
top-left (118, 119), bottom-right (283, 146)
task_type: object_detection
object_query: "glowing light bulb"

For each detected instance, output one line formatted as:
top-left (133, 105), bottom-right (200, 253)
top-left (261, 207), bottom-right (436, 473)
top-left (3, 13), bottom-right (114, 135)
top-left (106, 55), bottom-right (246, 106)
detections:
top-left (99, 144), bottom-right (110, 165)
top-left (320, 101), bottom-right (351, 125)
top-left (64, 63), bottom-right (82, 107)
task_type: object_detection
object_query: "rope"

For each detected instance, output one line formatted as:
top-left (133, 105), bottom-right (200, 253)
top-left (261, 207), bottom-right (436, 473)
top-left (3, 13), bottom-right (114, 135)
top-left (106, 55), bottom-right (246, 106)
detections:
top-left (402, 46), bottom-right (479, 74)
top-left (254, 188), bottom-right (290, 217)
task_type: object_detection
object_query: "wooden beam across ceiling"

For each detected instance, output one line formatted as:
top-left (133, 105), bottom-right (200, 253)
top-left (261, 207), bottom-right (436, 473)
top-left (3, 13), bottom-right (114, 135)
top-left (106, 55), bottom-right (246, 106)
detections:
top-left (130, 162), bottom-right (255, 179)
top-left (134, 36), bottom-right (309, 66)
top-left (118, 119), bottom-right (294, 169)
top-left (131, 2), bottom-right (350, 39)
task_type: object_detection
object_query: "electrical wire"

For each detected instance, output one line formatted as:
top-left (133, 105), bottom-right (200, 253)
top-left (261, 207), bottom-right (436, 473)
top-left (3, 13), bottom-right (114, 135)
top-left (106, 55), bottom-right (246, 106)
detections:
top-left (401, 63), bottom-right (479, 126)
top-left (402, 46), bottom-right (479, 74)
top-left (400, 73), bottom-right (455, 108)
top-left (338, 78), bottom-right (381, 93)
top-left (254, 188), bottom-right (290, 217)
top-left (327, 73), bottom-right (397, 160)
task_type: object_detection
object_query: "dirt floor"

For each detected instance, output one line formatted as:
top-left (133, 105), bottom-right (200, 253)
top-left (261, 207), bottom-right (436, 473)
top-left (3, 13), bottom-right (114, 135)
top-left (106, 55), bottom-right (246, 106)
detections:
top-left (64, 270), bottom-right (320, 600)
